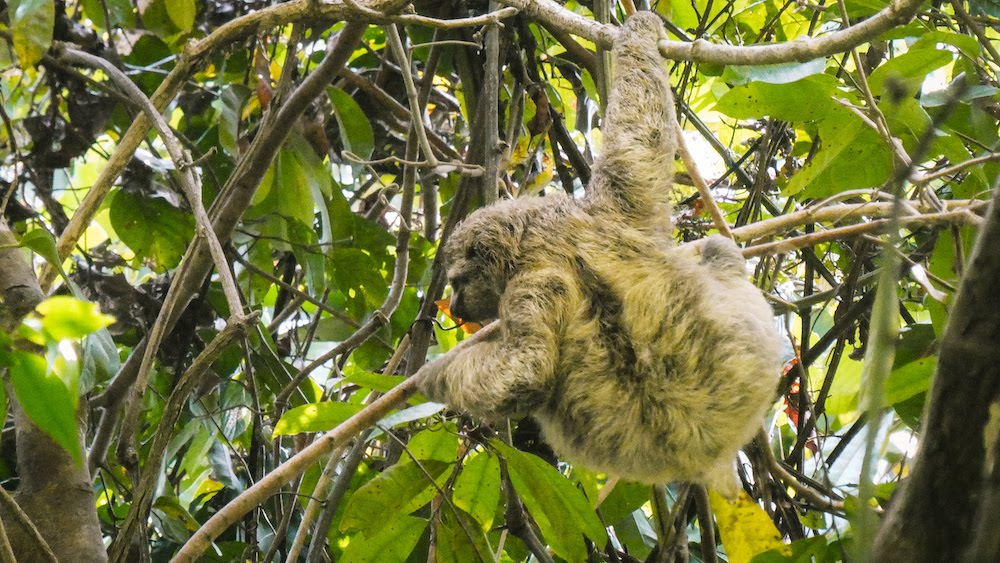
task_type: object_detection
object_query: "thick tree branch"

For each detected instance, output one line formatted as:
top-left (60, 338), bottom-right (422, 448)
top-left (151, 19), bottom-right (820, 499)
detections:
top-left (871, 180), bottom-right (1000, 561)
top-left (501, 0), bottom-right (922, 64)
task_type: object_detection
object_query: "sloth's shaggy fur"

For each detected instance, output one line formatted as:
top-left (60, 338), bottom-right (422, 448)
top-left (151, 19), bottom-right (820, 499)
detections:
top-left (416, 12), bottom-right (781, 488)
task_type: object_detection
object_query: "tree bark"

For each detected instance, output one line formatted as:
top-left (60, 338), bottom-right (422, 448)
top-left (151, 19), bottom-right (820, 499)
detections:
top-left (871, 180), bottom-right (1000, 561)
top-left (0, 221), bottom-right (106, 562)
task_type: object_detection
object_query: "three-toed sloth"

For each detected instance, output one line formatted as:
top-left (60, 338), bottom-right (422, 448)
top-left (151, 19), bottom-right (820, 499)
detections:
top-left (416, 12), bottom-right (781, 488)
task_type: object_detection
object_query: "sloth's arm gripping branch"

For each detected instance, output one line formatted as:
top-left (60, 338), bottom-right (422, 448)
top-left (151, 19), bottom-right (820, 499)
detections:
top-left (587, 12), bottom-right (677, 228)
top-left (416, 271), bottom-right (569, 420)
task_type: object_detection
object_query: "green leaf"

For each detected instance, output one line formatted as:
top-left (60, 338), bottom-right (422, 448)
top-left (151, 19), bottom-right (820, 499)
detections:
top-left (272, 401), bottom-right (363, 436)
top-left (36, 296), bottom-right (115, 340)
top-left (109, 190), bottom-right (195, 271)
top-left (340, 459), bottom-right (453, 536)
top-left (884, 325), bottom-right (937, 407)
top-left (80, 0), bottom-right (135, 30)
top-left (80, 329), bottom-right (121, 394)
top-left (599, 480), bottom-right (650, 525)
top-left (721, 59), bottom-right (826, 86)
top-left (165, 0), bottom-right (196, 32)
top-left (492, 440), bottom-right (608, 561)
top-left (246, 144), bottom-right (316, 247)
top-left (452, 451), bottom-right (501, 530)
top-left (343, 370), bottom-right (406, 393)
top-left (436, 506), bottom-right (494, 563)
top-left (330, 248), bottom-right (389, 310)
top-left (340, 516), bottom-right (427, 563)
top-left (17, 229), bottom-right (82, 294)
top-left (909, 31), bottom-right (981, 59)
top-left (715, 75), bottom-right (841, 122)
top-left (9, 351), bottom-right (82, 464)
top-left (790, 112), bottom-right (894, 198)
top-left (328, 87), bottom-right (375, 161)
top-left (9, 0), bottom-right (54, 67)
top-left (751, 536), bottom-right (829, 562)
top-left (405, 424), bottom-right (459, 463)
top-left (217, 85), bottom-right (250, 157)
top-left (153, 496), bottom-right (201, 531)
top-left (868, 49), bottom-right (952, 99)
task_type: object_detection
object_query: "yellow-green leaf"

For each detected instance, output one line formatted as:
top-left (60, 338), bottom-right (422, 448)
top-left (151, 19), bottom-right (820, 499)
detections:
top-left (493, 440), bottom-right (608, 561)
top-left (341, 516), bottom-right (427, 563)
top-left (709, 490), bottom-right (785, 563)
top-left (340, 460), bottom-right (453, 536)
top-left (36, 296), bottom-right (115, 341)
top-left (452, 451), bottom-right (501, 530)
top-left (9, 0), bottom-right (54, 67)
top-left (272, 402), bottom-right (362, 436)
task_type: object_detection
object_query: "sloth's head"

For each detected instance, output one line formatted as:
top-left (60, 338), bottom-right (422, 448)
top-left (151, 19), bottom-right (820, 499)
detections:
top-left (443, 199), bottom-right (546, 322)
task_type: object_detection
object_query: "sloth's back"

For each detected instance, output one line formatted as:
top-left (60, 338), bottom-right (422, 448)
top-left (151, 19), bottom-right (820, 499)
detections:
top-left (532, 229), bottom-right (782, 485)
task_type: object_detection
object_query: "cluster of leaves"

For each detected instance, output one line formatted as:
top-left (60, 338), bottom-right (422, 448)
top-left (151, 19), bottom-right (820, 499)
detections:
top-left (1, 0), bottom-right (999, 561)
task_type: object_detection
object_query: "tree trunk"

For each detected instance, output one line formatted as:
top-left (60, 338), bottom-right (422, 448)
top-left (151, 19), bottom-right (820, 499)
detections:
top-left (871, 180), bottom-right (1000, 561)
top-left (0, 221), bottom-right (107, 562)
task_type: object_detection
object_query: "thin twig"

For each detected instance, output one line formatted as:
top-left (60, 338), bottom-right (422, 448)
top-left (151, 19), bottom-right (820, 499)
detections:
top-left (675, 123), bottom-right (733, 238)
top-left (912, 152), bottom-right (1000, 185)
top-left (757, 432), bottom-right (846, 512)
top-left (384, 24), bottom-right (438, 167)
top-left (0, 489), bottom-right (58, 563)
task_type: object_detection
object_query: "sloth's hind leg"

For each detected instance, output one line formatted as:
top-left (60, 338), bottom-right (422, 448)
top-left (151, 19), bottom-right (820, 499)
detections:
top-left (699, 234), bottom-right (747, 276)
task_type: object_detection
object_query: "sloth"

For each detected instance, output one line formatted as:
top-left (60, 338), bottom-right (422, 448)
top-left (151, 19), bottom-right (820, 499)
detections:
top-left (416, 12), bottom-right (782, 489)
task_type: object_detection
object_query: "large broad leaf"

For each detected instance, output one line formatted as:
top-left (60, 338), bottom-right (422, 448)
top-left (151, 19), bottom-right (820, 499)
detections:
top-left (164, 0), bottom-right (196, 32)
top-left (715, 75), bottom-right (842, 122)
top-left (272, 401), bottom-right (363, 436)
top-left (492, 440), bottom-right (608, 562)
top-left (9, 0), bottom-right (53, 67)
top-left (709, 490), bottom-right (785, 562)
top-left (328, 87), bottom-right (375, 161)
top-left (342, 369), bottom-right (406, 393)
top-left (721, 59), bottom-right (827, 86)
top-left (80, 0), bottom-right (135, 30)
top-left (435, 506), bottom-right (494, 563)
top-left (217, 85), bottom-right (251, 157)
top-left (452, 451), bottom-right (501, 530)
top-left (404, 424), bottom-right (459, 463)
top-left (868, 49), bottom-right (953, 99)
top-left (340, 516), bottom-right (427, 563)
top-left (8, 351), bottom-right (82, 464)
top-left (340, 459), bottom-right (453, 536)
top-left (788, 111), bottom-right (894, 198)
top-left (36, 296), bottom-right (115, 341)
top-left (109, 190), bottom-right (195, 271)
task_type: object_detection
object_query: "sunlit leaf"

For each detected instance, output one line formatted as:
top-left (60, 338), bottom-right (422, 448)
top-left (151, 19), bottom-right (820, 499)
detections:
top-left (36, 297), bottom-right (115, 341)
top-left (492, 440), bottom-right (607, 561)
top-left (8, 351), bottom-right (82, 464)
top-left (272, 402), bottom-right (363, 436)
top-left (340, 516), bottom-right (427, 563)
top-left (404, 424), bottom-right (459, 463)
top-left (9, 0), bottom-right (53, 67)
top-left (165, 0), bottom-right (196, 32)
top-left (340, 459), bottom-right (453, 536)
top-left (710, 490), bottom-right (785, 563)
top-left (452, 451), bottom-right (501, 530)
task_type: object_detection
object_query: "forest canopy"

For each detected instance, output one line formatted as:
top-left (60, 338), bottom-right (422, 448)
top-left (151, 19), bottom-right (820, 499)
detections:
top-left (0, 0), bottom-right (999, 561)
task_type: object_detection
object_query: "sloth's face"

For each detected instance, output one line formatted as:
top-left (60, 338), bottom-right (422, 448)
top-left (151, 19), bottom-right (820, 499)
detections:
top-left (442, 199), bottom-right (540, 323)
top-left (446, 244), bottom-right (501, 322)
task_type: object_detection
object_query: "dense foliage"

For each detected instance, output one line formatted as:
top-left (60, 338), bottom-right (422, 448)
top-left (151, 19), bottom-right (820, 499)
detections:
top-left (0, 0), bottom-right (998, 561)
